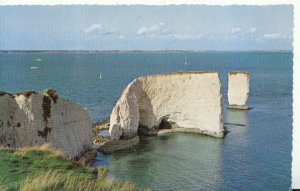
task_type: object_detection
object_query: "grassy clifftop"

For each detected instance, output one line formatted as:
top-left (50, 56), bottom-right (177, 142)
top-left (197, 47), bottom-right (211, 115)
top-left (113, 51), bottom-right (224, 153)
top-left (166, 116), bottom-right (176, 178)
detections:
top-left (0, 146), bottom-right (143, 191)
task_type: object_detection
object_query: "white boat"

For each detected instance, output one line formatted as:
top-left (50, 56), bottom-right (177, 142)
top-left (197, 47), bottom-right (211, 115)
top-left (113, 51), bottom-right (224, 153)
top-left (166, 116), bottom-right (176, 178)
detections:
top-left (35, 58), bottom-right (42, 62)
top-left (31, 66), bottom-right (38, 70)
top-left (99, 73), bottom-right (102, 79)
top-left (184, 57), bottom-right (188, 65)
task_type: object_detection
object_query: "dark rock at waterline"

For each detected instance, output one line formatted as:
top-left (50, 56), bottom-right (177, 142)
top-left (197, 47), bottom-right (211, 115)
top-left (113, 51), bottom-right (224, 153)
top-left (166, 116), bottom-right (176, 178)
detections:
top-left (224, 122), bottom-right (246, 127)
top-left (137, 125), bottom-right (158, 136)
top-left (98, 136), bottom-right (139, 154)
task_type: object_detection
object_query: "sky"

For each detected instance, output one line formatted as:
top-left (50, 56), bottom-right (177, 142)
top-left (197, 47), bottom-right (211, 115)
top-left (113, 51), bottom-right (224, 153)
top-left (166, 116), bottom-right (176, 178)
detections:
top-left (0, 5), bottom-right (294, 50)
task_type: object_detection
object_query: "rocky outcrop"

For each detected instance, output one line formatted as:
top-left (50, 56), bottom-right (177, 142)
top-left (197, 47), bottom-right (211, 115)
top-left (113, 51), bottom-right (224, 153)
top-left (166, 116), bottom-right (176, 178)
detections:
top-left (109, 72), bottom-right (224, 140)
top-left (0, 89), bottom-right (92, 158)
top-left (98, 136), bottom-right (139, 154)
top-left (228, 72), bottom-right (249, 109)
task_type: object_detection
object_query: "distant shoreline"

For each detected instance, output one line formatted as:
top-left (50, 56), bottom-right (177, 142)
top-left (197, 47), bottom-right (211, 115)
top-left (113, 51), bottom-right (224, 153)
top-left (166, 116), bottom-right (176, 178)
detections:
top-left (0, 50), bottom-right (292, 54)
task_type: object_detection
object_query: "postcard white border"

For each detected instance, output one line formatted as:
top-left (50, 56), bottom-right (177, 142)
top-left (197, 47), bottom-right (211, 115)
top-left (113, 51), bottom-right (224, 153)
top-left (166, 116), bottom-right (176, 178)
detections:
top-left (0, 0), bottom-right (299, 189)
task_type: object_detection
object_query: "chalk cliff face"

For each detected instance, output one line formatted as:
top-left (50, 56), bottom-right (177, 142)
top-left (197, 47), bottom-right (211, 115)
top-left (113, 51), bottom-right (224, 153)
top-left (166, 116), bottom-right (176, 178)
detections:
top-left (228, 72), bottom-right (249, 109)
top-left (109, 72), bottom-right (224, 140)
top-left (0, 89), bottom-right (92, 158)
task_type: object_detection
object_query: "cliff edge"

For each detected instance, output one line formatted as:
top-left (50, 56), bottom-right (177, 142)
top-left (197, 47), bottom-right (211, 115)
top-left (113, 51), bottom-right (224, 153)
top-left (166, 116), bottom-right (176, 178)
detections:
top-left (0, 89), bottom-right (92, 158)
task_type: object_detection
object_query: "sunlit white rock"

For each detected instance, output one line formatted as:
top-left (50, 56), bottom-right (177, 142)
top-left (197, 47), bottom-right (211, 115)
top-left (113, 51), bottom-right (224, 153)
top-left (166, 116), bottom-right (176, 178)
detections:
top-left (109, 72), bottom-right (224, 140)
top-left (228, 72), bottom-right (249, 110)
top-left (0, 90), bottom-right (92, 158)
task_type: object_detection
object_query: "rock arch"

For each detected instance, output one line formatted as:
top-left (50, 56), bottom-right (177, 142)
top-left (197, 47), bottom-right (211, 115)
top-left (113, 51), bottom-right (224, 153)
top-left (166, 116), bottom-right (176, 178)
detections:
top-left (109, 72), bottom-right (224, 140)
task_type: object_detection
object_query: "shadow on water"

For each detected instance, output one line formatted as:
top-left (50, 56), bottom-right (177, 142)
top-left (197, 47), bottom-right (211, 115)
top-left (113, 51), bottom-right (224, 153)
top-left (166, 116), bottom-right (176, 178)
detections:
top-left (225, 108), bottom-right (248, 127)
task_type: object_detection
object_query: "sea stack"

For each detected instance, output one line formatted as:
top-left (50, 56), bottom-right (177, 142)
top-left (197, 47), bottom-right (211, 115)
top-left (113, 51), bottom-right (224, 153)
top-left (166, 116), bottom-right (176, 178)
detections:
top-left (109, 72), bottom-right (224, 140)
top-left (0, 89), bottom-right (92, 158)
top-left (228, 72), bottom-right (249, 110)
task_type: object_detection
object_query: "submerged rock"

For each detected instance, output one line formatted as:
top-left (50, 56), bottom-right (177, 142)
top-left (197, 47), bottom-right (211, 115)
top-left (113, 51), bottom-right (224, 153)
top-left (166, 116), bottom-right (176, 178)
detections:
top-left (98, 136), bottom-right (139, 154)
top-left (228, 72), bottom-right (249, 110)
top-left (109, 72), bottom-right (225, 140)
top-left (0, 89), bottom-right (92, 158)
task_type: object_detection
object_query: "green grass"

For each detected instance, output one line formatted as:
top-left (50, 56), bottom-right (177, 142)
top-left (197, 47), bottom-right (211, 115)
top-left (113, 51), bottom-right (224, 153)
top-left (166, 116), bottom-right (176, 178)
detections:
top-left (0, 146), bottom-right (145, 191)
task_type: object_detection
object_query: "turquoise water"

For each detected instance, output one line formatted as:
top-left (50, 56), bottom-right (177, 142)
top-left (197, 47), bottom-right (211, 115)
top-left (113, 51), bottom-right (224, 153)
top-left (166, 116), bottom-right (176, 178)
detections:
top-left (0, 52), bottom-right (293, 190)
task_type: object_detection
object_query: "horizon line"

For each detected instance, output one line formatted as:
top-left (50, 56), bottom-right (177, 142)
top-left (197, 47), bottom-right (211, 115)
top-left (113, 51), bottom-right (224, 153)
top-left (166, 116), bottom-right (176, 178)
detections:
top-left (0, 49), bottom-right (293, 52)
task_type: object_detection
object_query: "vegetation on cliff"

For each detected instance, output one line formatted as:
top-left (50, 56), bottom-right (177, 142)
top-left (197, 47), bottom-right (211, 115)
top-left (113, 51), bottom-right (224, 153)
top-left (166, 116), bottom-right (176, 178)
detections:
top-left (0, 146), bottom-right (144, 191)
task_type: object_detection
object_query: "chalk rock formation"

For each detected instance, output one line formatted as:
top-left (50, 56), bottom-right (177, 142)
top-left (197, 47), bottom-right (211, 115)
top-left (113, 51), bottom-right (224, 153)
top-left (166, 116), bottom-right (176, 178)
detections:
top-left (228, 72), bottom-right (249, 109)
top-left (0, 89), bottom-right (92, 158)
top-left (109, 72), bottom-right (224, 140)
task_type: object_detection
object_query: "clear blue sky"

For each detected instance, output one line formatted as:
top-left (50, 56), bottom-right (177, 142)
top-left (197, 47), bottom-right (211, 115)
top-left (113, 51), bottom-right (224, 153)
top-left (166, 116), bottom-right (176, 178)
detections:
top-left (0, 5), bottom-right (293, 50)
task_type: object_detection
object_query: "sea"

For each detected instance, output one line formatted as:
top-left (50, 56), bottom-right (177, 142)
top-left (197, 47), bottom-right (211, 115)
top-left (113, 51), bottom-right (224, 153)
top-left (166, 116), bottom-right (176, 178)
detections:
top-left (0, 51), bottom-right (293, 191)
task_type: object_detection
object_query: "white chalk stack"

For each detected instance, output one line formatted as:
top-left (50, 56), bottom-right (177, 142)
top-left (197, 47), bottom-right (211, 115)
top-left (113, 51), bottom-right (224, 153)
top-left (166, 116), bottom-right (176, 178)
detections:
top-left (227, 72), bottom-right (249, 110)
top-left (109, 72), bottom-right (225, 140)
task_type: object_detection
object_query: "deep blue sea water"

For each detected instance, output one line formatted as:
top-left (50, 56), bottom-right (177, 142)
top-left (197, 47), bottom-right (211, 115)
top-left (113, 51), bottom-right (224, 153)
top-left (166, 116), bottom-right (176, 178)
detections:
top-left (0, 52), bottom-right (293, 190)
